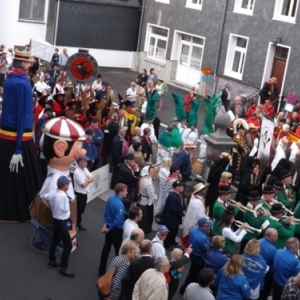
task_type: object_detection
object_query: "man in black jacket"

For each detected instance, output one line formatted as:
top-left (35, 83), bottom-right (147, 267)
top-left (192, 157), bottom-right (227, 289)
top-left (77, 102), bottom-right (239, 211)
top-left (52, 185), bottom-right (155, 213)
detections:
top-left (122, 239), bottom-right (154, 300)
top-left (220, 83), bottom-right (231, 112)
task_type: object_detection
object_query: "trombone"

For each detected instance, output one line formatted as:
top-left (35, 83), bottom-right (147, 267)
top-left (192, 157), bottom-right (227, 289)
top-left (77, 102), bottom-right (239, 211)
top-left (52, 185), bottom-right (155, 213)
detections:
top-left (272, 199), bottom-right (294, 216)
top-left (282, 216), bottom-right (300, 225)
top-left (234, 220), bottom-right (262, 234)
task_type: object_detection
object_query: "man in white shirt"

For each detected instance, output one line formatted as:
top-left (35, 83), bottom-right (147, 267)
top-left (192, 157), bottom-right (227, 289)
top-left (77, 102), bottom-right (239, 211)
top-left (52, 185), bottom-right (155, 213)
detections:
top-left (151, 225), bottom-right (169, 258)
top-left (73, 156), bottom-right (94, 231)
top-left (126, 82), bottom-right (137, 107)
top-left (42, 176), bottom-right (74, 277)
top-left (123, 206), bottom-right (143, 240)
top-left (92, 74), bottom-right (102, 91)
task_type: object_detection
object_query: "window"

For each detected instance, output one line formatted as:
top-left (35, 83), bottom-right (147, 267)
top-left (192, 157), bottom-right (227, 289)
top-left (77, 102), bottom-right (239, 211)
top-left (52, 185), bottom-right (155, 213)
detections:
top-left (19, 0), bottom-right (46, 21)
top-left (155, 0), bottom-right (170, 3)
top-left (186, 0), bottom-right (203, 10)
top-left (234, 0), bottom-right (255, 15)
top-left (224, 34), bottom-right (249, 80)
top-left (273, 0), bottom-right (299, 23)
top-left (144, 24), bottom-right (169, 63)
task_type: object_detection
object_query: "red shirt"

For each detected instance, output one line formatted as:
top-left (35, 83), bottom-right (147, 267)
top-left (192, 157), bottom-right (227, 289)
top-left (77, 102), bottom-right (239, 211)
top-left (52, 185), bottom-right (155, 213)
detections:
top-left (184, 94), bottom-right (192, 113)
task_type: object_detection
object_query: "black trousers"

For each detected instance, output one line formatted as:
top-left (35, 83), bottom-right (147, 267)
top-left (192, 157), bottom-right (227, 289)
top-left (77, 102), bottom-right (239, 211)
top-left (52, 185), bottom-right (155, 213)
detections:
top-left (0, 73), bottom-right (5, 87)
top-left (180, 254), bottom-right (203, 294)
top-left (98, 228), bottom-right (123, 276)
top-left (75, 192), bottom-right (88, 226)
top-left (137, 204), bottom-right (153, 235)
top-left (164, 227), bottom-right (179, 249)
top-left (49, 218), bottom-right (72, 269)
top-left (110, 162), bottom-right (120, 189)
top-left (272, 281), bottom-right (283, 300)
top-left (259, 271), bottom-right (273, 300)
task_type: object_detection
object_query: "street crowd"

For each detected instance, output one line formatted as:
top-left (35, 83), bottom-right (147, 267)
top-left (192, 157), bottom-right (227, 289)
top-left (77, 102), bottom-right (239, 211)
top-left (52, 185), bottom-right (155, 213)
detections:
top-left (1, 43), bottom-right (300, 300)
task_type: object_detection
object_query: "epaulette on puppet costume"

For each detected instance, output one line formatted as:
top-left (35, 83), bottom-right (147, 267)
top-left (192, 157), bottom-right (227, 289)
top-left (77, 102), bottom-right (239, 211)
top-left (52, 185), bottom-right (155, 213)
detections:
top-left (201, 94), bottom-right (222, 135)
top-left (158, 130), bottom-right (172, 149)
top-left (172, 91), bottom-right (187, 121)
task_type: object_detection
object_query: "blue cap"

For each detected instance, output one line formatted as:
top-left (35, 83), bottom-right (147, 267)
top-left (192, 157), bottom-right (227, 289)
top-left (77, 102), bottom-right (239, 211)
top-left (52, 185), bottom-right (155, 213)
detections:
top-left (57, 175), bottom-right (71, 184)
top-left (77, 156), bottom-right (90, 163)
top-left (156, 225), bottom-right (169, 233)
top-left (198, 217), bottom-right (214, 227)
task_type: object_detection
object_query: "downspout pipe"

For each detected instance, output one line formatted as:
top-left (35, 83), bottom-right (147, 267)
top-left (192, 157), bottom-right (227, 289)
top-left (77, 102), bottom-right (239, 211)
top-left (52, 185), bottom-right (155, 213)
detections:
top-left (54, 0), bottom-right (60, 46)
top-left (136, 0), bottom-right (146, 71)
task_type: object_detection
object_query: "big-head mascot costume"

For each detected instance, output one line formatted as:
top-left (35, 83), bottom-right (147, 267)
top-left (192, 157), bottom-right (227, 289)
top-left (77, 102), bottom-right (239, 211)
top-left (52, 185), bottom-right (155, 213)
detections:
top-left (0, 51), bottom-right (43, 221)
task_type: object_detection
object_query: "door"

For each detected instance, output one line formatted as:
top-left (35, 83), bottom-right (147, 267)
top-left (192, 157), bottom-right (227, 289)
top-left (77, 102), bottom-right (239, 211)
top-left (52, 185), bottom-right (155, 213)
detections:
top-left (175, 34), bottom-right (204, 86)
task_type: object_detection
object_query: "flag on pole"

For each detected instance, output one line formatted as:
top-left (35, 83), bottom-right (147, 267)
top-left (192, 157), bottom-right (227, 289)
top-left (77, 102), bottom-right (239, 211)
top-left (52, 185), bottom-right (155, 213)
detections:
top-left (258, 116), bottom-right (275, 158)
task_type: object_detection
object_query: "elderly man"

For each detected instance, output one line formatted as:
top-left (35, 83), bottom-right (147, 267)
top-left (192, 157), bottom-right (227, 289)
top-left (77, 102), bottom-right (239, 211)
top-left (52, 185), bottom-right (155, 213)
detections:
top-left (281, 272), bottom-right (300, 300)
top-left (273, 237), bottom-right (300, 300)
top-left (152, 225), bottom-right (169, 258)
top-left (119, 228), bottom-right (145, 256)
top-left (259, 77), bottom-right (279, 104)
top-left (221, 83), bottom-right (231, 112)
top-left (58, 48), bottom-right (69, 70)
top-left (133, 256), bottom-right (170, 300)
top-left (230, 96), bottom-right (245, 118)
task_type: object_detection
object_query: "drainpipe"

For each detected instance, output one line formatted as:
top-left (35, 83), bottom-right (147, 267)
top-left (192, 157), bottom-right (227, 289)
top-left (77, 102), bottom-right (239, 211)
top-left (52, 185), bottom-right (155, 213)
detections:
top-left (53, 0), bottom-right (60, 46)
top-left (136, 0), bottom-right (146, 71)
top-left (212, 0), bottom-right (228, 94)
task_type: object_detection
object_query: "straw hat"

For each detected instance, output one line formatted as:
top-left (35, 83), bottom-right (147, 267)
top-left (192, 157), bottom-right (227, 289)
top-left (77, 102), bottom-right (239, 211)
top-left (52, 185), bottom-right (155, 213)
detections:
top-left (271, 77), bottom-right (277, 83)
top-left (14, 50), bottom-right (34, 62)
top-left (194, 182), bottom-right (209, 193)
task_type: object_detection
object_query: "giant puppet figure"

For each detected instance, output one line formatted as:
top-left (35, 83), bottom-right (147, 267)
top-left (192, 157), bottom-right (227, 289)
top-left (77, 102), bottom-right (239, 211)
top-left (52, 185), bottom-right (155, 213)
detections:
top-left (30, 117), bottom-right (86, 251)
top-left (0, 51), bottom-right (43, 221)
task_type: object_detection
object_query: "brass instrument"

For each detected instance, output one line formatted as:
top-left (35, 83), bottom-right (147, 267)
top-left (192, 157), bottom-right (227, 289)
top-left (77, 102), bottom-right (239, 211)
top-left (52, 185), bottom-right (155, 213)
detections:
top-left (272, 199), bottom-right (294, 216)
top-left (234, 220), bottom-right (262, 234)
top-left (227, 199), bottom-right (254, 214)
top-left (282, 216), bottom-right (300, 225)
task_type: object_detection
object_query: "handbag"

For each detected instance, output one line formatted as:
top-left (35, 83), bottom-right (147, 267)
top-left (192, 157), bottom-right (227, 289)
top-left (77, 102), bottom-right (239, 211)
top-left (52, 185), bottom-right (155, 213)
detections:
top-left (96, 260), bottom-right (124, 296)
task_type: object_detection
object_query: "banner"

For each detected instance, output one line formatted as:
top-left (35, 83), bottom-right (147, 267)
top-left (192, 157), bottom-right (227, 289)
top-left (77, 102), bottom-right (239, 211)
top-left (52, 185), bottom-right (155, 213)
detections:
top-left (258, 116), bottom-right (275, 158)
top-left (30, 40), bottom-right (55, 62)
top-left (87, 164), bottom-right (110, 203)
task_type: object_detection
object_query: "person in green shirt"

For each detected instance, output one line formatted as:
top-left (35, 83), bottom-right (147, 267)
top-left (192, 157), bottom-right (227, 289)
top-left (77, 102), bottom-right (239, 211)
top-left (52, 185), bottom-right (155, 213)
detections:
top-left (276, 170), bottom-right (295, 209)
top-left (262, 203), bottom-right (296, 249)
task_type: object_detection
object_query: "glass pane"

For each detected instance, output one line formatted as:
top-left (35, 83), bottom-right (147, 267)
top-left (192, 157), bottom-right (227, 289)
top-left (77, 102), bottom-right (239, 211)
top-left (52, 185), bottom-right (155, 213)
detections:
top-left (19, 0), bottom-right (32, 19)
top-left (275, 47), bottom-right (289, 59)
top-left (236, 37), bottom-right (247, 48)
top-left (182, 34), bottom-right (192, 42)
top-left (241, 0), bottom-right (254, 10)
top-left (156, 39), bottom-right (167, 59)
top-left (152, 26), bottom-right (168, 37)
top-left (190, 46), bottom-right (203, 70)
top-left (180, 44), bottom-right (190, 66)
top-left (192, 36), bottom-right (204, 46)
top-left (232, 51), bottom-right (242, 73)
top-left (31, 0), bottom-right (45, 20)
top-left (148, 37), bottom-right (156, 57)
top-left (191, 0), bottom-right (201, 4)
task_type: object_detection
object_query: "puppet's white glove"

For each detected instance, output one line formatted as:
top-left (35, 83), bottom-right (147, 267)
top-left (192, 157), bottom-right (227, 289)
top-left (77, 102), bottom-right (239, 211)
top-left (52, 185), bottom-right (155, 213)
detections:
top-left (9, 154), bottom-right (24, 173)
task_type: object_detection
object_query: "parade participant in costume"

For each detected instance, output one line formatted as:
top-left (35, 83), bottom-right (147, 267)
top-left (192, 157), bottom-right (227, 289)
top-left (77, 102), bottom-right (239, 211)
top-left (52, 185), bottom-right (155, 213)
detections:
top-left (259, 77), bottom-right (279, 104)
top-left (245, 123), bottom-right (259, 151)
top-left (262, 100), bottom-right (275, 118)
top-left (170, 116), bottom-right (183, 152)
top-left (181, 183), bottom-right (209, 249)
top-left (0, 51), bottom-right (43, 221)
top-left (216, 205), bottom-right (248, 256)
top-left (206, 153), bottom-right (232, 218)
top-left (232, 118), bottom-right (249, 177)
top-left (260, 185), bottom-right (276, 212)
top-left (247, 101), bottom-right (257, 119)
top-left (212, 185), bottom-right (241, 236)
top-left (240, 191), bottom-right (267, 253)
top-left (271, 136), bottom-right (291, 170)
top-left (157, 125), bottom-right (173, 164)
top-left (242, 239), bottom-right (268, 300)
top-left (276, 170), bottom-right (295, 209)
top-left (173, 141), bottom-right (196, 182)
top-left (184, 89), bottom-right (195, 121)
top-left (172, 91), bottom-right (187, 134)
top-left (262, 203), bottom-right (295, 249)
top-left (178, 119), bottom-right (187, 135)
top-left (161, 180), bottom-right (186, 249)
top-left (53, 88), bottom-right (66, 117)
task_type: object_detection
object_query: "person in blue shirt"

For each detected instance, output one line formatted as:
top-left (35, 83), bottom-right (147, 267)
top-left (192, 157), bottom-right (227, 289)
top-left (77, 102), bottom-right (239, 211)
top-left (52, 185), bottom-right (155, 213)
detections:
top-left (88, 119), bottom-right (104, 171)
top-left (242, 239), bottom-right (268, 300)
top-left (273, 237), bottom-right (300, 300)
top-left (216, 254), bottom-right (251, 300)
top-left (179, 217), bottom-right (213, 295)
top-left (259, 228), bottom-right (278, 300)
top-left (204, 235), bottom-right (228, 296)
top-left (82, 128), bottom-right (98, 170)
top-left (98, 183), bottom-right (127, 276)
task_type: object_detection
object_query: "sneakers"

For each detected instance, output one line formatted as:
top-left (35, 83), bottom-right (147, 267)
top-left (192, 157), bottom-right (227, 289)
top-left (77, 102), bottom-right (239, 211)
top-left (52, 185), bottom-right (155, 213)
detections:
top-left (47, 260), bottom-right (60, 268)
top-left (59, 268), bottom-right (75, 277)
top-left (78, 224), bottom-right (86, 231)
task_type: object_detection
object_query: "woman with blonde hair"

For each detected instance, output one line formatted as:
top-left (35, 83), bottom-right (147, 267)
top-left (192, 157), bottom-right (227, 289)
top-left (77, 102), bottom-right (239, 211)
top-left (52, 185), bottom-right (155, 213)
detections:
top-left (216, 255), bottom-right (251, 300)
top-left (220, 171), bottom-right (233, 185)
top-left (242, 239), bottom-right (268, 300)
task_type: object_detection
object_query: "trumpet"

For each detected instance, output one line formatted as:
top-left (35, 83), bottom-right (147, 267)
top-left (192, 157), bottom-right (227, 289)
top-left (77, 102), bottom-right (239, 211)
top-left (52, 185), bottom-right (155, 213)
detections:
top-left (272, 199), bottom-right (294, 216)
top-left (282, 216), bottom-right (300, 225)
top-left (234, 220), bottom-right (262, 234)
top-left (227, 199), bottom-right (254, 214)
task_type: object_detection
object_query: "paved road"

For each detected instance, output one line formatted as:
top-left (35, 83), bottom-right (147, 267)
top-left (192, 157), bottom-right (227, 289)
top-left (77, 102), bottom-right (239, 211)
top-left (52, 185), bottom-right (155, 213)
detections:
top-left (0, 68), bottom-right (196, 300)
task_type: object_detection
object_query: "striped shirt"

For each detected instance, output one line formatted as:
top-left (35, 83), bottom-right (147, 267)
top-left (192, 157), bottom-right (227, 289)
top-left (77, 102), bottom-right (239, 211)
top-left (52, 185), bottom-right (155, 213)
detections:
top-left (107, 254), bottom-right (130, 300)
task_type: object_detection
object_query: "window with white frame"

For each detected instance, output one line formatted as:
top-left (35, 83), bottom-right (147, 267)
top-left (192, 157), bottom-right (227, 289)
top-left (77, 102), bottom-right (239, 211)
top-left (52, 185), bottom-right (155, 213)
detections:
top-left (186, 0), bottom-right (203, 10)
top-left (155, 0), bottom-right (170, 3)
top-left (224, 35), bottom-right (249, 80)
top-left (19, 0), bottom-right (46, 21)
top-left (273, 0), bottom-right (299, 23)
top-left (144, 24), bottom-right (169, 63)
top-left (234, 0), bottom-right (255, 15)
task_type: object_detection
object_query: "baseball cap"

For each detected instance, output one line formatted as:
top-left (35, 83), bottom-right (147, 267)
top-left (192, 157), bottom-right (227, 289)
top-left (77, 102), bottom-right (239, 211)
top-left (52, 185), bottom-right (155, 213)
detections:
top-left (197, 217), bottom-right (214, 227)
top-left (172, 180), bottom-right (184, 188)
top-left (57, 175), bottom-right (71, 184)
top-left (156, 225), bottom-right (169, 233)
top-left (77, 156), bottom-right (90, 163)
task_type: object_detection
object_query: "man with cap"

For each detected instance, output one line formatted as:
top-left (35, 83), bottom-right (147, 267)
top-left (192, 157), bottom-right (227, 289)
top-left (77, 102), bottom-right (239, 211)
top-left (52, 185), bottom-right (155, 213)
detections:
top-left (0, 51), bottom-right (7, 86)
top-left (179, 217), bottom-right (213, 295)
top-left (173, 141), bottom-right (196, 182)
top-left (182, 182), bottom-right (209, 249)
top-left (276, 170), bottom-right (295, 209)
top-left (73, 156), bottom-right (94, 231)
top-left (42, 175), bottom-right (74, 277)
top-left (212, 185), bottom-right (241, 236)
top-left (161, 180), bottom-right (186, 249)
top-left (260, 185), bottom-right (276, 212)
top-left (171, 116), bottom-right (183, 152)
top-left (110, 126), bottom-right (128, 189)
top-left (0, 51), bottom-right (44, 222)
top-left (52, 79), bottom-right (66, 117)
top-left (259, 77), bottom-right (279, 104)
top-left (151, 225), bottom-right (169, 257)
top-left (240, 190), bottom-right (267, 253)
top-left (262, 203), bottom-right (295, 249)
top-left (117, 153), bottom-right (140, 211)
